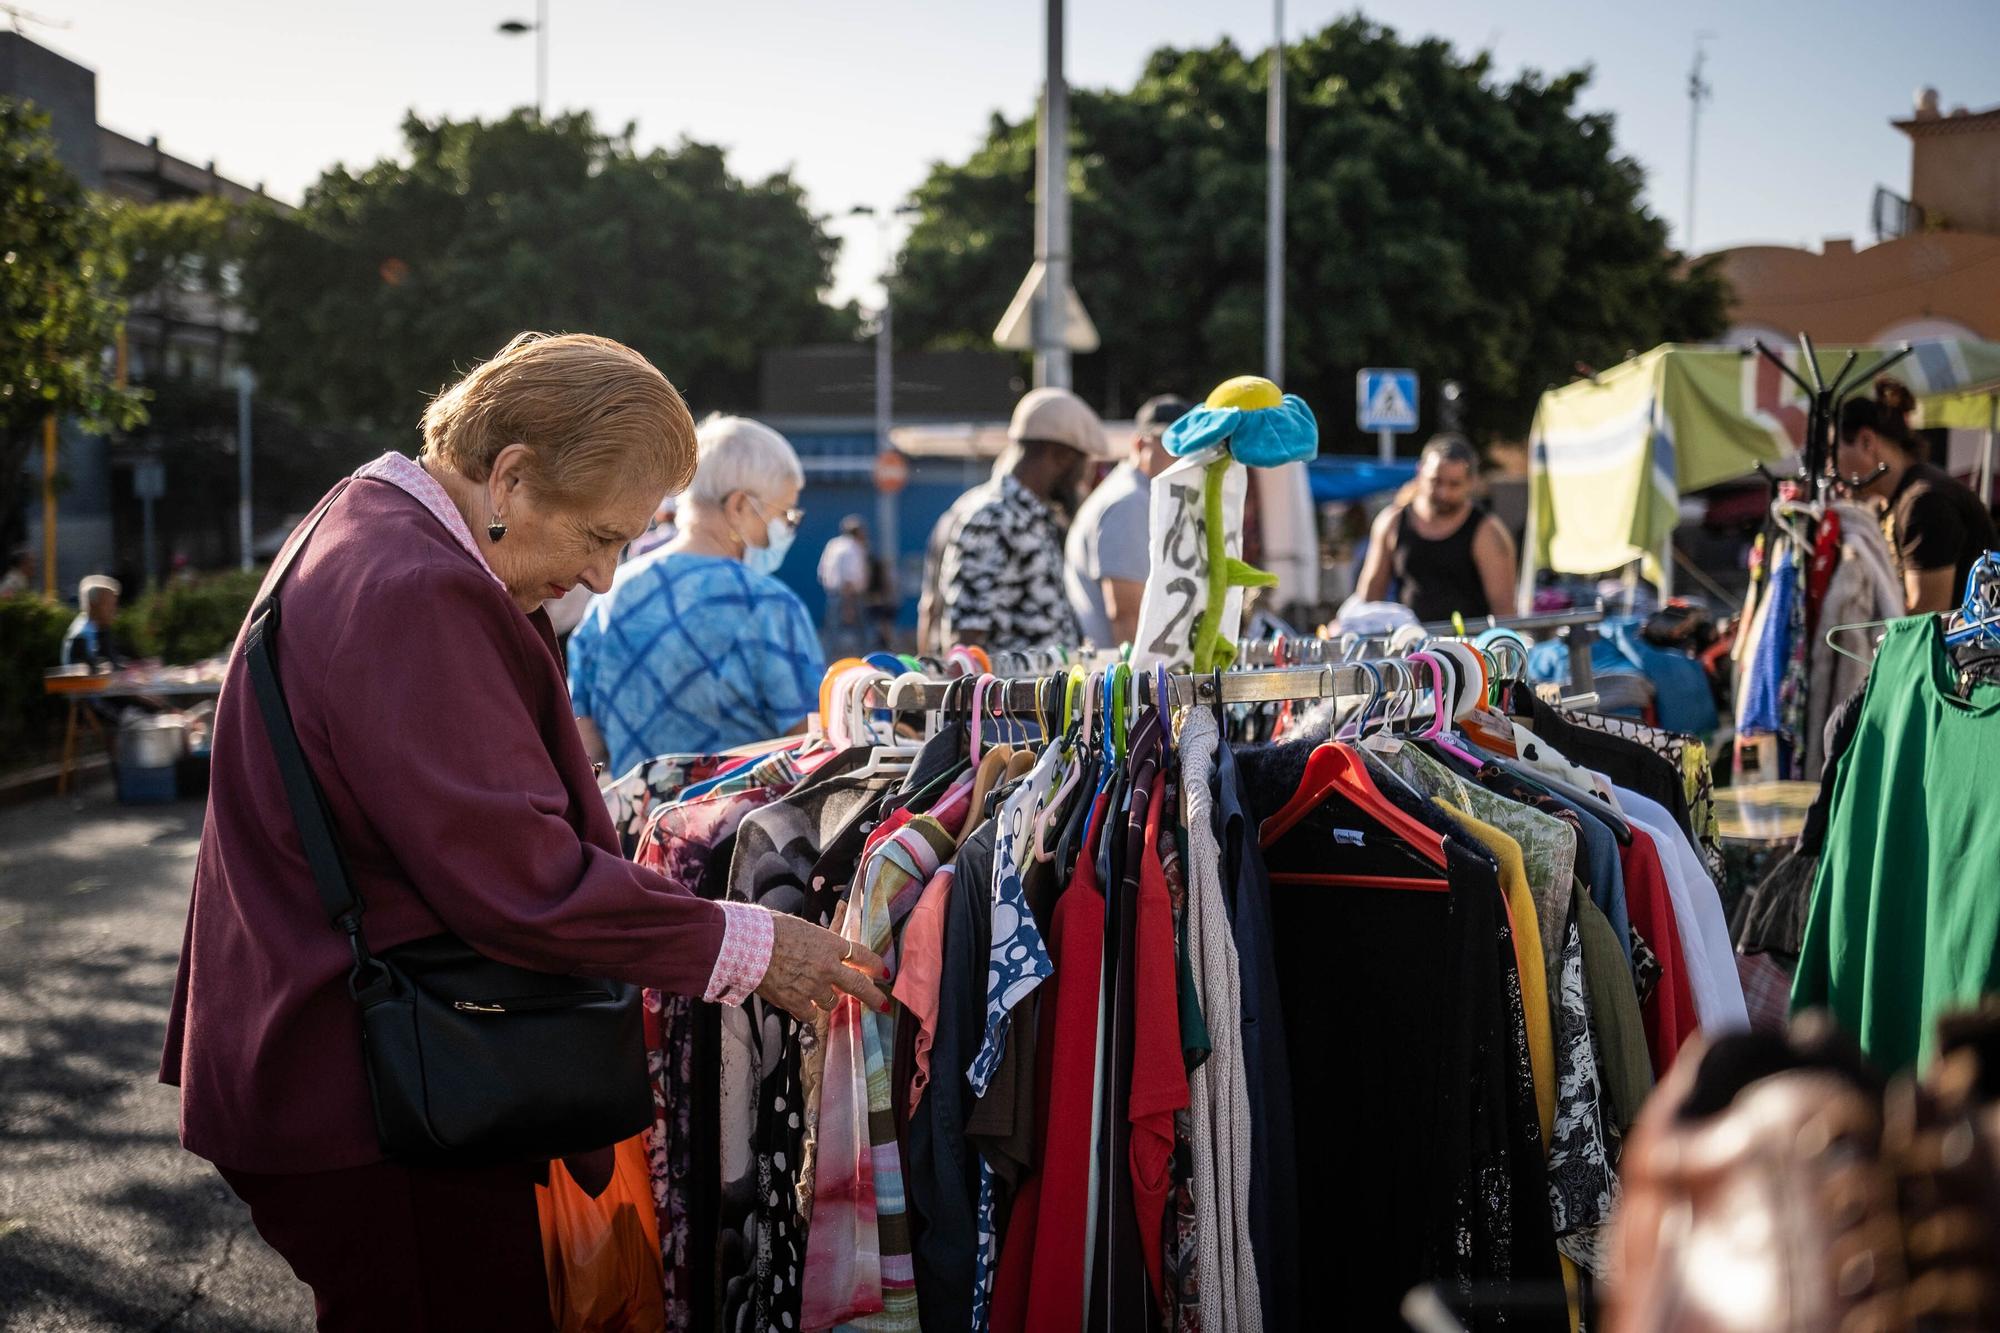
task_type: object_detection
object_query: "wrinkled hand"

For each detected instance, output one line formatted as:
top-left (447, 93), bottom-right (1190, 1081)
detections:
top-left (755, 910), bottom-right (891, 1024)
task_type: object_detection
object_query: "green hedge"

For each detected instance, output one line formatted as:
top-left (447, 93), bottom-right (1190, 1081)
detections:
top-left (118, 568), bottom-right (266, 664)
top-left (0, 596), bottom-right (76, 763)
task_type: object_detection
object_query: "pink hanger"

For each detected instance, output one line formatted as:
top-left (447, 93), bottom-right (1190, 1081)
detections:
top-left (1414, 648), bottom-right (1487, 765)
top-left (972, 672), bottom-right (1007, 764)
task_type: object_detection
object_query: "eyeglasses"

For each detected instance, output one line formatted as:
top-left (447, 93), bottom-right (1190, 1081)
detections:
top-left (747, 494), bottom-right (806, 531)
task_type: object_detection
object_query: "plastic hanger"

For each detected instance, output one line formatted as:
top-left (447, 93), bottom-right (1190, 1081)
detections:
top-left (1413, 651), bottom-right (1451, 742)
top-left (1257, 740), bottom-right (1449, 881)
top-left (1944, 550), bottom-right (2000, 647)
top-left (968, 673), bottom-right (997, 765)
top-left (1337, 660), bottom-right (1385, 742)
top-left (1108, 663), bottom-right (1131, 763)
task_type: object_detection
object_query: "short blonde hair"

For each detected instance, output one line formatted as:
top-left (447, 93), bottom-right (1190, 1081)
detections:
top-left (419, 332), bottom-right (696, 509)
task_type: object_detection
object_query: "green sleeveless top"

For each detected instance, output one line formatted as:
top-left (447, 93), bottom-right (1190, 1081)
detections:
top-left (1791, 614), bottom-right (2000, 1070)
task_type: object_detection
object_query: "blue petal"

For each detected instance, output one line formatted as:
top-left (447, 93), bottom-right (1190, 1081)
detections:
top-left (1228, 394), bottom-right (1321, 467)
top-left (1162, 405), bottom-right (1240, 457)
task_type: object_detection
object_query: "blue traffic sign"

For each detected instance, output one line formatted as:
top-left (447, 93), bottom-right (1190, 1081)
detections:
top-left (1356, 368), bottom-right (1421, 434)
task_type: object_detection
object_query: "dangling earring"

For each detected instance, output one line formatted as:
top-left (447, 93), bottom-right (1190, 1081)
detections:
top-left (487, 517), bottom-right (508, 542)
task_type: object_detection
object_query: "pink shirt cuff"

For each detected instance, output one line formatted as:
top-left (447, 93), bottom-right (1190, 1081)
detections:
top-left (703, 901), bottom-right (775, 1006)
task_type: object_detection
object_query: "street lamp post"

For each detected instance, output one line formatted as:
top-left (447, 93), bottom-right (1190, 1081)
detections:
top-left (236, 366), bottom-right (255, 572)
top-left (1265, 0), bottom-right (1285, 383)
top-left (1034, 0), bottom-right (1070, 389)
top-left (498, 0), bottom-right (548, 118)
top-left (851, 203), bottom-right (918, 617)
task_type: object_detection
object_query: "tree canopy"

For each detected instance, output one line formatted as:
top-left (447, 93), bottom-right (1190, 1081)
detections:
top-left (0, 99), bottom-right (145, 550)
top-left (891, 17), bottom-right (1729, 446)
top-left (243, 110), bottom-right (856, 439)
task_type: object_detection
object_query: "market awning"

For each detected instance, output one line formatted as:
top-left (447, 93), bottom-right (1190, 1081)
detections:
top-left (1524, 338), bottom-right (2000, 591)
top-left (1307, 456), bottom-right (1417, 504)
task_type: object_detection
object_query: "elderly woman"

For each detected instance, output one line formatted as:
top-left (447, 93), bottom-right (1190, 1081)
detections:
top-left (569, 414), bottom-right (824, 776)
top-left (160, 335), bottom-right (884, 1330)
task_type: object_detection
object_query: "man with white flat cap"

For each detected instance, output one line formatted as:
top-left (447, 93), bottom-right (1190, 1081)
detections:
top-left (937, 386), bottom-right (1109, 654)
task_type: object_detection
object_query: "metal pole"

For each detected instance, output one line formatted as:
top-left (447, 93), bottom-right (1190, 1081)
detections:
top-left (1685, 37), bottom-right (1711, 252)
top-left (1035, 0), bottom-right (1070, 389)
top-left (535, 0), bottom-right (548, 118)
top-left (237, 368), bottom-right (254, 572)
top-left (41, 413), bottom-right (57, 598)
top-left (141, 490), bottom-right (157, 592)
top-left (874, 241), bottom-right (898, 623)
top-left (1976, 394), bottom-right (1992, 508)
top-left (1264, 0), bottom-right (1285, 382)
top-left (1377, 427), bottom-right (1393, 463)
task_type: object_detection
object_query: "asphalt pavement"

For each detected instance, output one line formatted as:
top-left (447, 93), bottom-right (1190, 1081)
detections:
top-left (0, 782), bottom-right (314, 1331)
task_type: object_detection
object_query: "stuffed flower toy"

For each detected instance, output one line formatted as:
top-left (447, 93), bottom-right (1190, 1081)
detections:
top-left (1161, 376), bottom-right (1320, 673)
top-left (1162, 375), bottom-right (1320, 466)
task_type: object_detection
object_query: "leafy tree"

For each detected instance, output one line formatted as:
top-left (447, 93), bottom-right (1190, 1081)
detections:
top-left (105, 194), bottom-right (257, 373)
top-left (0, 99), bottom-right (146, 552)
top-left (244, 110), bottom-right (856, 438)
top-left (102, 197), bottom-right (371, 572)
top-left (892, 18), bottom-right (1729, 445)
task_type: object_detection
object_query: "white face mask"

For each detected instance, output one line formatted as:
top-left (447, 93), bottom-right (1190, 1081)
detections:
top-left (739, 496), bottom-right (796, 577)
top-left (745, 514), bottom-right (795, 577)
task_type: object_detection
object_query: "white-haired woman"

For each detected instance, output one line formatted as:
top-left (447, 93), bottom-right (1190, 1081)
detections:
top-left (569, 414), bottom-right (822, 775)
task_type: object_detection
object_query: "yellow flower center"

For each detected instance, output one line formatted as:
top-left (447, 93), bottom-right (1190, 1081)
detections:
top-left (1204, 375), bottom-right (1283, 411)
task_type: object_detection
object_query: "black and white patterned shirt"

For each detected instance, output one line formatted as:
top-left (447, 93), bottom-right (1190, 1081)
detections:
top-left (939, 474), bottom-right (1081, 652)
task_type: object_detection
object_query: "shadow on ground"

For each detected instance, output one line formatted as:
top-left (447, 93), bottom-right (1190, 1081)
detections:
top-left (0, 789), bottom-right (313, 1330)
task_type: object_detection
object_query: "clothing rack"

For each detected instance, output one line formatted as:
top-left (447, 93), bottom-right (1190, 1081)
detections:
top-left (1750, 334), bottom-right (1916, 505)
top-left (1235, 607), bottom-right (1607, 698)
top-left (1736, 335), bottom-right (1916, 781)
top-left (1418, 606), bottom-right (1607, 696)
top-left (877, 658), bottom-right (1462, 716)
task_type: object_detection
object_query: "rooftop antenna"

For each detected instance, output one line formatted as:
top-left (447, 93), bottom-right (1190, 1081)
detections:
top-left (1685, 32), bottom-right (1714, 253)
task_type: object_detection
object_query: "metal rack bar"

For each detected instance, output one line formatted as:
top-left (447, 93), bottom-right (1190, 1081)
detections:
top-left (1419, 605), bottom-right (1606, 697)
top-left (877, 661), bottom-right (1401, 716)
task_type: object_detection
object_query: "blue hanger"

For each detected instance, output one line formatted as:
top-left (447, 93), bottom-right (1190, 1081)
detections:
top-left (1944, 550), bottom-right (2000, 647)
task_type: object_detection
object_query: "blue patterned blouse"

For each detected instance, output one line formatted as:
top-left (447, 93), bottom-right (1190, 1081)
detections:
top-left (567, 550), bottom-right (825, 776)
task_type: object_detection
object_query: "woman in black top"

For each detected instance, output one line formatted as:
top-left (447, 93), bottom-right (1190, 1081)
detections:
top-left (1357, 435), bottom-right (1519, 622)
top-left (1835, 376), bottom-right (1999, 613)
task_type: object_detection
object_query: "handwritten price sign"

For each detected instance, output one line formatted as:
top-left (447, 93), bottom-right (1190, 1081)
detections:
top-left (1132, 446), bottom-right (1248, 671)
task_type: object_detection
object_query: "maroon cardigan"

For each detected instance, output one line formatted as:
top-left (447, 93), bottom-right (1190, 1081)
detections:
top-left (161, 475), bottom-right (727, 1173)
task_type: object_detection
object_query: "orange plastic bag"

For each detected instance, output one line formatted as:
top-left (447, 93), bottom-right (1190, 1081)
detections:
top-left (536, 1135), bottom-right (667, 1333)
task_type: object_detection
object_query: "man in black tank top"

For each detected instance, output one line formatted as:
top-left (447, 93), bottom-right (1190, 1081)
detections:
top-left (1355, 434), bottom-right (1519, 622)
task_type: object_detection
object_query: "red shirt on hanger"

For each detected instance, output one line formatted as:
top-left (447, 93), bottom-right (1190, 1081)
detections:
top-left (991, 790), bottom-right (1112, 1333)
top-left (1129, 777), bottom-right (1188, 1309)
top-left (1619, 826), bottom-right (1700, 1074)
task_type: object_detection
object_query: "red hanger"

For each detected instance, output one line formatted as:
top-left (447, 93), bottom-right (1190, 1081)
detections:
top-left (1258, 741), bottom-right (1450, 876)
top-left (1269, 871), bottom-right (1448, 892)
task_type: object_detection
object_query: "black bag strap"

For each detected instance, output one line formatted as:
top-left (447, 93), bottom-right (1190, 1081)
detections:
top-left (239, 481), bottom-right (375, 965)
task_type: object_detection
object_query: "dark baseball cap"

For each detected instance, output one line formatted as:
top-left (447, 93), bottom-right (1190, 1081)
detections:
top-left (1135, 394), bottom-right (1193, 438)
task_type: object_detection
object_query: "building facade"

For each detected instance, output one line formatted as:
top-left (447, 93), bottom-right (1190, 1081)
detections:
top-left (4, 31), bottom-right (282, 596)
top-left (1714, 91), bottom-right (2000, 350)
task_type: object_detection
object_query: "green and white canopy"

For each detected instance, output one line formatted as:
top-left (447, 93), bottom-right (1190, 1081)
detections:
top-left (1522, 339), bottom-right (2000, 594)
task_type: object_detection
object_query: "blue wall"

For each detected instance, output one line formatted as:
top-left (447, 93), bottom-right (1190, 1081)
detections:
top-left (769, 431), bottom-right (992, 630)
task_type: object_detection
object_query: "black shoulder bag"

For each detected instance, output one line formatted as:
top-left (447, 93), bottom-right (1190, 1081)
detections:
top-left (240, 482), bottom-right (652, 1164)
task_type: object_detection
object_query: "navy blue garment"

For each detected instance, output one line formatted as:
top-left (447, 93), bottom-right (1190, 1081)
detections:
top-left (1468, 760), bottom-right (1634, 965)
top-left (1092, 717), bottom-right (1163, 1333)
top-left (908, 818), bottom-right (995, 1333)
top-left (1214, 737), bottom-right (1301, 1333)
top-left (1241, 736), bottom-right (1567, 1330)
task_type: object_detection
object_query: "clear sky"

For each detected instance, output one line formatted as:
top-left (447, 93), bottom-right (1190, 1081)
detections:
top-left (27, 0), bottom-right (2000, 313)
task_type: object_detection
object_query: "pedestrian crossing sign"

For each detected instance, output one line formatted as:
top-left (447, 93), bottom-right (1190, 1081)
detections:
top-left (1356, 368), bottom-right (1420, 433)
